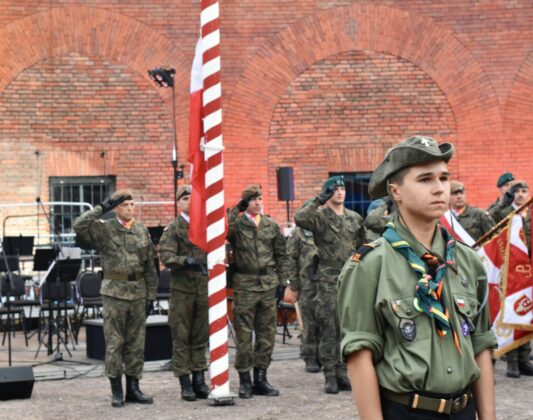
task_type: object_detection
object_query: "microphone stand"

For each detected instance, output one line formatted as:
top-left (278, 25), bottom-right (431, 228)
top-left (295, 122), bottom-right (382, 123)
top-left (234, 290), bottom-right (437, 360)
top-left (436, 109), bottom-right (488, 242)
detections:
top-left (0, 244), bottom-right (16, 366)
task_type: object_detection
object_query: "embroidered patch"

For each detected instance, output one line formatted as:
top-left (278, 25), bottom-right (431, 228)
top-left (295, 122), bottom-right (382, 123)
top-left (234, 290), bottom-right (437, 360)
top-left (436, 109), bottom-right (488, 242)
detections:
top-left (399, 319), bottom-right (416, 341)
top-left (456, 298), bottom-right (465, 308)
top-left (461, 320), bottom-right (470, 337)
top-left (351, 243), bottom-right (378, 263)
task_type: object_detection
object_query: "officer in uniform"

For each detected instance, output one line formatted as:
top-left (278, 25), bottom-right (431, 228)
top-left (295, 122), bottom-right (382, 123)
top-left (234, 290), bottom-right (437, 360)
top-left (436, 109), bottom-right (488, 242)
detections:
top-left (338, 136), bottom-right (497, 420)
top-left (73, 190), bottom-right (157, 408)
top-left (284, 226), bottom-right (321, 373)
top-left (487, 172), bottom-right (514, 215)
top-left (449, 180), bottom-right (494, 241)
top-left (159, 185), bottom-right (210, 401)
top-left (502, 181), bottom-right (533, 378)
top-left (227, 185), bottom-right (289, 398)
top-left (292, 176), bottom-right (366, 394)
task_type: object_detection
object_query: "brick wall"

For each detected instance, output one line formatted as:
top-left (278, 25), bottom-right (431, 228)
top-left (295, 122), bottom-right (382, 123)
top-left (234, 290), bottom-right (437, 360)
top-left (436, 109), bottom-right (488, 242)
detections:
top-left (0, 1), bottom-right (531, 233)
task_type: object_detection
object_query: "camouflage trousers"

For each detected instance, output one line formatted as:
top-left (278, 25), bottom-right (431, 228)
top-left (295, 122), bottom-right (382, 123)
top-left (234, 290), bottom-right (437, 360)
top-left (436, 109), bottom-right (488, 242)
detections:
top-left (314, 282), bottom-right (345, 377)
top-left (168, 289), bottom-right (209, 377)
top-left (299, 287), bottom-right (320, 362)
top-left (102, 295), bottom-right (146, 379)
top-left (507, 342), bottom-right (531, 363)
top-left (233, 287), bottom-right (277, 372)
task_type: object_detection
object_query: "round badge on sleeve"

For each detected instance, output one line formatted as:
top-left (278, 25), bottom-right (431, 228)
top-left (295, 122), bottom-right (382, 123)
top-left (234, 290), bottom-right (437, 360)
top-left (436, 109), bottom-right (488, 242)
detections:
top-left (399, 319), bottom-right (416, 341)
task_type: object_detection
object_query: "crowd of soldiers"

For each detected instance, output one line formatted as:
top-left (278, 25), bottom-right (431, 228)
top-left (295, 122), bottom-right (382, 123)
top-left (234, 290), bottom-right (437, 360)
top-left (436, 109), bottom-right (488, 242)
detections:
top-left (72, 137), bottom-right (531, 417)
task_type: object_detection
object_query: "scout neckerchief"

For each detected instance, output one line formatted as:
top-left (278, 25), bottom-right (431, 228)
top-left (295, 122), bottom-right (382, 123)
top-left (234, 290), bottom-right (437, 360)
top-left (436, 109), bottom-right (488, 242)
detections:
top-left (383, 221), bottom-right (461, 353)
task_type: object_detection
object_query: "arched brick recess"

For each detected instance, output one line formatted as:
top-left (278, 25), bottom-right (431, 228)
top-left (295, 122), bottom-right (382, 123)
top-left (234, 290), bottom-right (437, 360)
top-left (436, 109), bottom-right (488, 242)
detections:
top-left (267, 50), bottom-right (458, 221)
top-left (503, 50), bottom-right (533, 184)
top-left (225, 4), bottom-right (502, 214)
top-left (0, 6), bottom-right (189, 229)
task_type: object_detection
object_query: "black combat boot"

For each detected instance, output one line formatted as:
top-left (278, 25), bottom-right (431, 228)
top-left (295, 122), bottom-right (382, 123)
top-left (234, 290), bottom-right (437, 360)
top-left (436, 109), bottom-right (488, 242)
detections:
top-left (304, 359), bottom-right (320, 373)
top-left (506, 361), bottom-right (520, 378)
top-left (179, 375), bottom-right (197, 401)
top-left (125, 375), bottom-right (154, 404)
top-left (238, 371), bottom-right (253, 399)
top-left (518, 361), bottom-right (533, 376)
top-left (192, 370), bottom-right (210, 399)
top-left (252, 367), bottom-right (279, 396)
top-left (109, 376), bottom-right (124, 408)
top-left (336, 373), bottom-right (352, 391)
top-left (324, 375), bottom-right (339, 394)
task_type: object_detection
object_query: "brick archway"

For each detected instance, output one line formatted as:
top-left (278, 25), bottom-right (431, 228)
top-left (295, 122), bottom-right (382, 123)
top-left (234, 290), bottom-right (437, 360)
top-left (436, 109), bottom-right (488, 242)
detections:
top-left (225, 4), bottom-right (502, 208)
top-left (0, 5), bottom-right (189, 130)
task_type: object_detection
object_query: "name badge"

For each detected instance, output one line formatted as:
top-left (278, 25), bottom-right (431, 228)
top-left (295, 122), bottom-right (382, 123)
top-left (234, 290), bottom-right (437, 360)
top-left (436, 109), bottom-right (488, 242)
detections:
top-left (399, 319), bottom-right (416, 341)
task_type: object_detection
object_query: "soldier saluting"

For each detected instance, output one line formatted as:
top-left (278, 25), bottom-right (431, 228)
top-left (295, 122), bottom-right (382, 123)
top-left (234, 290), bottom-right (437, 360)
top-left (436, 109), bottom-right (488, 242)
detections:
top-left (338, 136), bottom-right (497, 419)
top-left (74, 190), bottom-right (157, 408)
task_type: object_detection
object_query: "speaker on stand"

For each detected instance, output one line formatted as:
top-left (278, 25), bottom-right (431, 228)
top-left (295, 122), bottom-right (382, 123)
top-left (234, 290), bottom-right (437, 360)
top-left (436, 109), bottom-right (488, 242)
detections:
top-left (276, 167), bottom-right (295, 228)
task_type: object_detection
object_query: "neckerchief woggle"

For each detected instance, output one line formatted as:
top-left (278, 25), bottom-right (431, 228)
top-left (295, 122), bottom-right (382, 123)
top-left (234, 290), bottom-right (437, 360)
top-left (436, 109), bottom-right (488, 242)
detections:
top-left (383, 221), bottom-right (461, 353)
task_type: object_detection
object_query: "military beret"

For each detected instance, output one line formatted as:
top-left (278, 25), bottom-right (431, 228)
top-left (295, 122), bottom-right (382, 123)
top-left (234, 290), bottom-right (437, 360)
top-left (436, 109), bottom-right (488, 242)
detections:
top-left (176, 185), bottom-right (191, 201)
top-left (111, 189), bottom-right (133, 201)
top-left (323, 175), bottom-right (345, 191)
top-left (496, 172), bottom-right (514, 188)
top-left (241, 184), bottom-right (262, 201)
top-left (368, 136), bottom-right (454, 199)
top-left (511, 180), bottom-right (528, 193)
top-left (450, 180), bottom-right (465, 194)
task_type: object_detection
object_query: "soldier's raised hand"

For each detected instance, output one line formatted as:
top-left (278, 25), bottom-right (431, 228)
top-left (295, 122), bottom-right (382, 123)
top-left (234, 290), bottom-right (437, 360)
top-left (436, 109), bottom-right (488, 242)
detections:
top-left (316, 184), bottom-right (336, 205)
top-left (101, 191), bottom-right (131, 213)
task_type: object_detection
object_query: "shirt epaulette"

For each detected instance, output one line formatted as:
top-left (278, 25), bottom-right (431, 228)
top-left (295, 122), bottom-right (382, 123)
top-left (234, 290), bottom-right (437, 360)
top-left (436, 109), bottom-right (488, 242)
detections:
top-left (351, 242), bottom-right (380, 263)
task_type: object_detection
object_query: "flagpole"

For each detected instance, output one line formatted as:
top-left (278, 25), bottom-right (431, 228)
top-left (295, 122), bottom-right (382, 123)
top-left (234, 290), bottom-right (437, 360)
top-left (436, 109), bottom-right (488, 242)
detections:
top-left (200, 0), bottom-right (235, 405)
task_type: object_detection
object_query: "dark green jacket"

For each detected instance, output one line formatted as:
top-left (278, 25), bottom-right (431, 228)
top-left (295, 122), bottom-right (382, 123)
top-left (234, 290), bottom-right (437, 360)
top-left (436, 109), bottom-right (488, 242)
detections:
top-left (159, 215), bottom-right (208, 295)
top-left (294, 198), bottom-right (366, 283)
top-left (227, 208), bottom-right (289, 292)
top-left (73, 206), bottom-right (158, 301)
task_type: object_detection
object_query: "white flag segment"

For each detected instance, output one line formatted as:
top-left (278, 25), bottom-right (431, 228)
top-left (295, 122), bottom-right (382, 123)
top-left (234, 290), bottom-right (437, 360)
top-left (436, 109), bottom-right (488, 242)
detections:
top-left (190, 39), bottom-right (203, 93)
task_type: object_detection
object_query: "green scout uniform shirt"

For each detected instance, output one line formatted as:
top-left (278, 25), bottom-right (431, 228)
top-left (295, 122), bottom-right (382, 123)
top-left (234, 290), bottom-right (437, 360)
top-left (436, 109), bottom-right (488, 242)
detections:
top-left (227, 208), bottom-right (289, 292)
top-left (338, 218), bottom-right (497, 395)
top-left (73, 206), bottom-right (158, 301)
top-left (455, 205), bottom-right (494, 242)
top-left (286, 227), bottom-right (318, 292)
top-left (294, 199), bottom-right (366, 283)
top-left (159, 215), bottom-right (208, 295)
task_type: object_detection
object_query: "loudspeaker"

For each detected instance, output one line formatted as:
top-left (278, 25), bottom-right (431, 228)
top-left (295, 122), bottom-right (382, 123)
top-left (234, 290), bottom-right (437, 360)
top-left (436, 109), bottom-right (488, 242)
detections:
top-left (0, 366), bottom-right (34, 400)
top-left (277, 167), bottom-right (295, 201)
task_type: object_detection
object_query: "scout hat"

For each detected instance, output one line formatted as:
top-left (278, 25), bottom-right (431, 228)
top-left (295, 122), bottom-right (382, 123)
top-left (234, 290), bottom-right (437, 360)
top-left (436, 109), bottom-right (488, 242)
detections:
top-left (322, 175), bottom-right (345, 191)
top-left (241, 184), bottom-right (262, 201)
top-left (497, 172), bottom-right (514, 188)
top-left (176, 185), bottom-right (191, 201)
top-left (368, 135), bottom-right (454, 199)
top-left (450, 180), bottom-right (465, 194)
top-left (111, 189), bottom-right (133, 201)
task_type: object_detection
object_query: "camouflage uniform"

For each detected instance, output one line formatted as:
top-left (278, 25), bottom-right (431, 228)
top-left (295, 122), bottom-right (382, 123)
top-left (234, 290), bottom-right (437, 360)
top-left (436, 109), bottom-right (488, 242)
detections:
top-left (364, 201), bottom-right (392, 241)
top-left (294, 199), bottom-right (366, 379)
top-left (488, 201), bottom-right (513, 223)
top-left (454, 205), bottom-right (494, 241)
top-left (286, 227), bottom-right (320, 363)
top-left (73, 206), bottom-right (158, 379)
top-left (227, 207), bottom-right (289, 372)
top-left (159, 216), bottom-right (208, 377)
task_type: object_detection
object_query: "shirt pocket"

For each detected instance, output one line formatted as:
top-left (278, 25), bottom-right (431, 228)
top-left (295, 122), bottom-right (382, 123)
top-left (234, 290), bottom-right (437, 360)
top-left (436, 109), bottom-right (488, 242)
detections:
top-left (389, 296), bottom-right (431, 343)
top-left (452, 293), bottom-right (479, 337)
top-left (137, 241), bottom-right (151, 262)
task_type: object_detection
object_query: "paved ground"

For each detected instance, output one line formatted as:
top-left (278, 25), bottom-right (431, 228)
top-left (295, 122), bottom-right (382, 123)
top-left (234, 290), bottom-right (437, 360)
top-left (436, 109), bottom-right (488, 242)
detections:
top-left (1, 320), bottom-right (532, 419)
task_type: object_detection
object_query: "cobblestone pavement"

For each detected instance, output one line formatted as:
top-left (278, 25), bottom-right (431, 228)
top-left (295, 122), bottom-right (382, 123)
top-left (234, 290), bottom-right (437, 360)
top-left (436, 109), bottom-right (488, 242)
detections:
top-left (0, 358), bottom-right (531, 419)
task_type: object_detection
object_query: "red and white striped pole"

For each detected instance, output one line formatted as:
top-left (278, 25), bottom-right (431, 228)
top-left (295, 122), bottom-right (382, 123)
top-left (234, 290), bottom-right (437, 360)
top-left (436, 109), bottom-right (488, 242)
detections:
top-left (200, 0), bottom-right (234, 404)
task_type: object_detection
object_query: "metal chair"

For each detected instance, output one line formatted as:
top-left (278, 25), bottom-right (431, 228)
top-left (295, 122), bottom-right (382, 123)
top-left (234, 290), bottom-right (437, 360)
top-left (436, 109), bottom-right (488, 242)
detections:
top-left (74, 271), bottom-right (102, 338)
top-left (1, 274), bottom-right (30, 346)
top-left (154, 268), bottom-right (171, 314)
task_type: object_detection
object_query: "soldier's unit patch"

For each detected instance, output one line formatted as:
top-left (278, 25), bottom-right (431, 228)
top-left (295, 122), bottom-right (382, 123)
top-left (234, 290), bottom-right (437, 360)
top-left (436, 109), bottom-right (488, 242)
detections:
top-left (351, 242), bottom-right (379, 263)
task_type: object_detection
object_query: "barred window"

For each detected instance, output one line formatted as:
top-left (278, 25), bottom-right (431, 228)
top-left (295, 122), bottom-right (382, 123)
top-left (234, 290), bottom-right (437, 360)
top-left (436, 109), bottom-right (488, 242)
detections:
top-left (49, 176), bottom-right (115, 244)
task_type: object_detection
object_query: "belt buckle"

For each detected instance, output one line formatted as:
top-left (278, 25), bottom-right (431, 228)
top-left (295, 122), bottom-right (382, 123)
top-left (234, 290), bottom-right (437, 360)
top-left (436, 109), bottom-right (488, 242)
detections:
top-left (451, 394), bottom-right (467, 414)
top-left (127, 273), bottom-right (135, 281)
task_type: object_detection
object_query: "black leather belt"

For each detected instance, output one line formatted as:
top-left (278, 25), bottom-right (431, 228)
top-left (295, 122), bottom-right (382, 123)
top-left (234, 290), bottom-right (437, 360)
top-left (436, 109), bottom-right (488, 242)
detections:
top-left (381, 387), bottom-right (473, 415)
top-left (105, 272), bottom-right (143, 281)
top-left (234, 267), bottom-right (273, 276)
